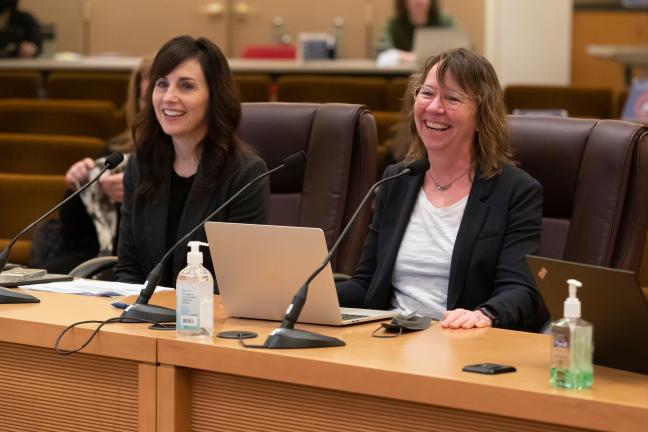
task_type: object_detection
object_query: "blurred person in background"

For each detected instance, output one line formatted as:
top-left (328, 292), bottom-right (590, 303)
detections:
top-left (378, 0), bottom-right (453, 64)
top-left (34, 57), bottom-right (153, 274)
top-left (0, 0), bottom-right (41, 58)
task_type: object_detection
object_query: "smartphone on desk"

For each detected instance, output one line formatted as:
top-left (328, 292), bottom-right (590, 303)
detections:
top-left (462, 363), bottom-right (516, 375)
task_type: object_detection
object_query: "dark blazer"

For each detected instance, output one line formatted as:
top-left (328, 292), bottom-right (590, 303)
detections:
top-left (115, 153), bottom-right (270, 287)
top-left (336, 162), bottom-right (548, 331)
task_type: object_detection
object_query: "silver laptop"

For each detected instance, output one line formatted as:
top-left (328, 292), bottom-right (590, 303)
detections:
top-left (204, 222), bottom-right (397, 326)
top-left (413, 28), bottom-right (470, 64)
top-left (527, 255), bottom-right (648, 375)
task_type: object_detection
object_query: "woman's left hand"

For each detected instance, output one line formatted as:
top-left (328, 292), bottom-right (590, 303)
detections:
top-left (441, 308), bottom-right (492, 329)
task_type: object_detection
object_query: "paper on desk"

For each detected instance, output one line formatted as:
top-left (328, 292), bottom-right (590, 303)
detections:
top-left (22, 279), bottom-right (173, 297)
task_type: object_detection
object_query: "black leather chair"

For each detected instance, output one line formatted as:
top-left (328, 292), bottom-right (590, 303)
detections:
top-left (240, 102), bottom-right (377, 275)
top-left (509, 115), bottom-right (648, 278)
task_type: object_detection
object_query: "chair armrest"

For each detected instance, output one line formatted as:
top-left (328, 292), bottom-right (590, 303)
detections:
top-left (68, 256), bottom-right (118, 279)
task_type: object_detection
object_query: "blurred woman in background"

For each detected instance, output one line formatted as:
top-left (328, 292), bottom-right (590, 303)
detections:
top-left (378, 0), bottom-right (453, 64)
top-left (37, 56), bottom-right (152, 274)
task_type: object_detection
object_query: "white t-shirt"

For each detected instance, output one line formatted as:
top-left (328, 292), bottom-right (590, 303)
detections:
top-left (391, 189), bottom-right (468, 318)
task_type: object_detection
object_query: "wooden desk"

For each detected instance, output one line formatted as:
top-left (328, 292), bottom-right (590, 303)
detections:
top-left (156, 295), bottom-right (648, 432)
top-left (0, 57), bottom-right (415, 77)
top-left (0, 290), bottom-right (159, 432)
top-left (0, 290), bottom-right (646, 432)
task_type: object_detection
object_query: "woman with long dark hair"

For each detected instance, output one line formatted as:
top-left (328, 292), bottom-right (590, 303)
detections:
top-left (115, 35), bottom-right (270, 288)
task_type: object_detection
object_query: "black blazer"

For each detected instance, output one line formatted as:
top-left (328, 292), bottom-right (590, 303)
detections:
top-left (336, 163), bottom-right (548, 331)
top-left (115, 153), bottom-right (270, 287)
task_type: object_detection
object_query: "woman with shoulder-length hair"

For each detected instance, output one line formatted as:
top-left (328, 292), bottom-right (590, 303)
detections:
top-left (115, 35), bottom-right (270, 288)
top-left (337, 48), bottom-right (548, 331)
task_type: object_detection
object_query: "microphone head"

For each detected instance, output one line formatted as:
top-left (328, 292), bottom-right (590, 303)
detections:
top-left (104, 152), bottom-right (125, 169)
top-left (282, 151), bottom-right (307, 168)
top-left (403, 159), bottom-right (430, 176)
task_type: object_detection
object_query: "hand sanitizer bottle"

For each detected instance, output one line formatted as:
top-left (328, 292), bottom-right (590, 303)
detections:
top-left (176, 241), bottom-right (214, 342)
top-left (550, 279), bottom-right (593, 389)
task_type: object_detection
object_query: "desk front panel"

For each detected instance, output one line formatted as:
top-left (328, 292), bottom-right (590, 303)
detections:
top-left (157, 311), bottom-right (648, 432)
top-left (0, 290), bottom-right (160, 432)
top-left (0, 340), bottom-right (151, 432)
top-left (175, 367), bottom-right (592, 432)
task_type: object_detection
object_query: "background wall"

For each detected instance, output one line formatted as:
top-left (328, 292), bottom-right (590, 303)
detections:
top-left (21, 0), bottom-right (575, 88)
top-left (484, 0), bottom-right (572, 87)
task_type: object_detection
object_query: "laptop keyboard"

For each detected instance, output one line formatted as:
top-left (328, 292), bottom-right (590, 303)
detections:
top-left (341, 313), bottom-right (369, 321)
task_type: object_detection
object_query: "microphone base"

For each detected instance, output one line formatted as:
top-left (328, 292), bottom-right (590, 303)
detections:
top-left (120, 303), bottom-right (176, 323)
top-left (0, 287), bottom-right (39, 304)
top-left (262, 327), bottom-right (345, 349)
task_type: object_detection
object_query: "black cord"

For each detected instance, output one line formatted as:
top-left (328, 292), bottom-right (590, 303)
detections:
top-left (238, 335), bottom-right (266, 348)
top-left (54, 316), bottom-right (174, 355)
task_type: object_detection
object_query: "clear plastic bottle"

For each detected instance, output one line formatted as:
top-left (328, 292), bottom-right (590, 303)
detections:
top-left (176, 241), bottom-right (214, 342)
top-left (550, 279), bottom-right (593, 389)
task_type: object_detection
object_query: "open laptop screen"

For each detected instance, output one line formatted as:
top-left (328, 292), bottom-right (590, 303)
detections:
top-left (527, 255), bottom-right (648, 374)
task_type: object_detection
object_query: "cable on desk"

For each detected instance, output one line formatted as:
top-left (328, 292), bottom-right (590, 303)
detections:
top-left (54, 317), bottom-right (174, 355)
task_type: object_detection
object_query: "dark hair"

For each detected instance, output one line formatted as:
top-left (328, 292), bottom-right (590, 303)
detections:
top-left (404, 48), bottom-right (512, 178)
top-left (133, 35), bottom-right (248, 200)
top-left (0, 0), bottom-right (17, 14)
top-left (391, 0), bottom-right (442, 51)
top-left (395, 0), bottom-right (441, 26)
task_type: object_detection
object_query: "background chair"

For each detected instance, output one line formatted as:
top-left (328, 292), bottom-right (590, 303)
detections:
top-left (276, 76), bottom-right (388, 112)
top-left (240, 102), bottom-right (377, 275)
top-left (233, 74), bottom-right (273, 102)
top-left (0, 133), bottom-right (104, 175)
top-left (508, 115), bottom-right (648, 279)
top-left (69, 256), bottom-right (118, 279)
top-left (384, 77), bottom-right (410, 112)
top-left (504, 85), bottom-right (614, 119)
top-left (0, 99), bottom-right (122, 140)
top-left (46, 71), bottom-right (131, 109)
top-left (372, 110), bottom-right (404, 176)
top-left (0, 71), bottom-right (41, 99)
top-left (0, 173), bottom-right (66, 264)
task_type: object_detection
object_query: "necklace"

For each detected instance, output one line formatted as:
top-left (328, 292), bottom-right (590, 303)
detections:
top-left (428, 169), bottom-right (470, 192)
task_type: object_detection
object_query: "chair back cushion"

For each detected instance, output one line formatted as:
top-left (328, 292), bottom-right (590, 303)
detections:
top-left (509, 115), bottom-right (648, 273)
top-left (240, 103), bottom-right (377, 274)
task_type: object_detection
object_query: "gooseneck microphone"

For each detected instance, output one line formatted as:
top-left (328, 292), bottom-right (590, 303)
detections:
top-left (260, 159), bottom-right (430, 349)
top-left (120, 151), bottom-right (307, 324)
top-left (0, 152), bottom-right (124, 305)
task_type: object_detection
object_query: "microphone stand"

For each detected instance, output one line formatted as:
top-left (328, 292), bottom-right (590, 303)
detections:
top-left (261, 160), bottom-right (429, 349)
top-left (121, 152), bottom-right (307, 324)
top-left (0, 153), bottom-right (124, 304)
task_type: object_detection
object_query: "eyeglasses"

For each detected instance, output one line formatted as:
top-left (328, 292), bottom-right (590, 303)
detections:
top-left (413, 85), bottom-right (472, 110)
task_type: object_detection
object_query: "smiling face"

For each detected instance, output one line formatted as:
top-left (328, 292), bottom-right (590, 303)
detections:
top-left (152, 58), bottom-right (209, 146)
top-left (406, 0), bottom-right (431, 25)
top-left (413, 64), bottom-right (478, 158)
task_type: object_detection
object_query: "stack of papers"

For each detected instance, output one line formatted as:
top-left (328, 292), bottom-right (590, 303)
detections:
top-left (22, 279), bottom-right (173, 297)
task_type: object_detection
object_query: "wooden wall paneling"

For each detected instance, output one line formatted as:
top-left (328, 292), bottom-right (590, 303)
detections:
top-left (572, 11), bottom-right (648, 93)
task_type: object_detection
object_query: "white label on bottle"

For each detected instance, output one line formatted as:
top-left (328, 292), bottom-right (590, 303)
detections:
top-left (181, 315), bottom-right (198, 327)
top-left (178, 288), bottom-right (200, 332)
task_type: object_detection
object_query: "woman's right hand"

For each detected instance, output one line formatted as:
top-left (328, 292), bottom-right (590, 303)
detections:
top-left (65, 158), bottom-right (96, 191)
